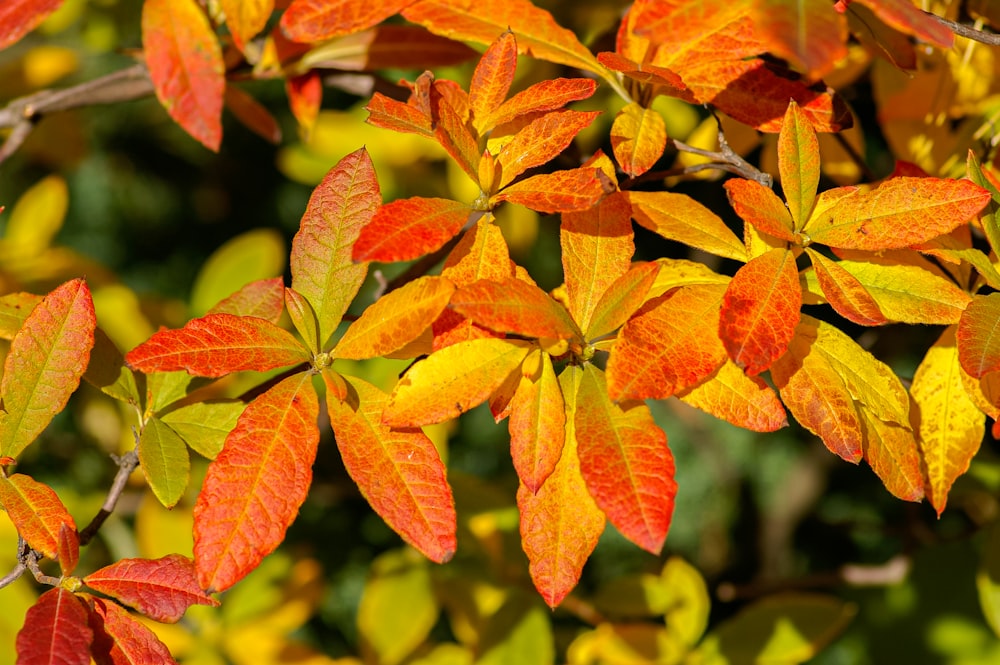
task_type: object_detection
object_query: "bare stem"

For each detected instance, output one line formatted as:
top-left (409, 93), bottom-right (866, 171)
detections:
top-left (925, 12), bottom-right (1000, 47)
top-left (78, 446), bottom-right (141, 547)
top-left (0, 563), bottom-right (26, 589)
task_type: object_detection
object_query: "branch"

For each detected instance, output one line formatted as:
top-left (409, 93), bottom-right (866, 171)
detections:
top-left (0, 62), bottom-right (154, 167)
top-left (925, 12), bottom-right (1000, 47)
top-left (78, 445), bottom-right (141, 547)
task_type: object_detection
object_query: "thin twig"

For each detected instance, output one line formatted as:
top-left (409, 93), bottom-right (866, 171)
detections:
top-left (78, 446), bottom-right (141, 547)
top-left (925, 12), bottom-right (1000, 47)
top-left (0, 563), bottom-right (26, 589)
top-left (830, 131), bottom-right (877, 183)
top-left (23, 549), bottom-right (60, 586)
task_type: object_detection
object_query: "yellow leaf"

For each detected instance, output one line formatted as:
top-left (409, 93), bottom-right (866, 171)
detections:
top-left (860, 407), bottom-right (924, 502)
top-left (3, 174), bottom-right (67, 257)
top-left (677, 360), bottom-right (788, 433)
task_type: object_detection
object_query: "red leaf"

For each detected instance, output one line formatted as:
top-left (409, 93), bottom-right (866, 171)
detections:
top-left (958, 293), bottom-right (1000, 379)
top-left (142, 0), bottom-right (225, 151)
top-left (224, 84), bottom-right (281, 144)
top-left (290, 148), bottom-right (380, 346)
top-left (857, 0), bottom-right (952, 49)
top-left (509, 351), bottom-right (565, 493)
top-left (87, 597), bottom-right (178, 665)
top-left (449, 278), bottom-right (580, 340)
top-left (0, 0), bottom-right (63, 51)
top-left (719, 248), bottom-right (801, 375)
top-left (327, 375), bottom-right (456, 562)
top-left (366, 91), bottom-right (434, 137)
top-left (84, 554), bottom-right (218, 623)
top-left (0, 278), bottom-right (96, 459)
top-left (194, 373), bottom-right (319, 592)
top-left (16, 588), bottom-right (92, 665)
top-left (806, 249), bottom-right (887, 326)
top-left (125, 314), bottom-right (309, 378)
top-left (281, 0), bottom-right (413, 42)
top-left (286, 71), bottom-right (323, 138)
top-left (353, 197), bottom-right (471, 263)
top-left (206, 277), bottom-right (286, 323)
top-left (575, 365), bottom-right (676, 554)
top-left (487, 78), bottom-right (597, 131)
top-left (57, 523), bottom-right (80, 576)
top-left (0, 473), bottom-right (76, 562)
top-left (493, 168), bottom-right (605, 213)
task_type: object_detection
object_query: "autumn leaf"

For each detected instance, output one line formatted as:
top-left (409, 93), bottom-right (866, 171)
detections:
top-left (576, 365), bottom-right (676, 554)
top-left (290, 148), bottom-right (380, 347)
top-left (83, 554), bottom-right (219, 623)
top-left (142, 0), bottom-right (225, 151)
top-left (138, 417), bottom-right (191, 509)
top-left (0, 278), bottom-right (96, 459)
top-left (518, 365), bottom-right (605, 607)
top-left (611, 102), bottom-right (667, 177)
top-left (125, 313), bottom-right (310, 378)
top-left (286, 70), bottom-right (323, 137)
top-left (449, 278), bottom-right (580, 341)
top-left (281, 0), bottom-right (413, 43)
top-left (959, 293), bottom-right (1000, 378)
top-left (806, 249), bottom-right (887, 326)
top-left (509, 351), bottom-right (565, 493)
top-left (0, 0), bottom-right (64, 51)
top-left (193, 372), bottom-right (319, 592)
top-left (724, 179), bottom-right (796, 242)
top-left (0, 473), bottom-right (76, 561)
top-left (16, 588), bottom-right (92, 665)
top-left (0, 291), bottom-right (41, 338)
top-left (206, 277), bottom-right (286, 323)
top-left (751, 0), bottom-right (848, 80)
top-left (677, 360), bottom-right (788, 432)
top-left (225, 84), bottom-right (282, 144)
top-left (327, 375), bottom-right (456, 562)
top-left (492, 168), bottom-right (605, 213)
top-left (628, 190), bottom-right (748, 262)
top-left (353, 197), bottom-right (471, 263)
top-left (220, 0), bottom-right (273, 52)
top-left (87, 596), bottom-right (179, 665)
top-left (497, 110), bottom-right (600, 189)
top-left (860, 409), bottom-right (924, 502)
top-left (469, 30), bottom-right (517, 133)
top-left (585, 262), bottom-right (661, 341)
top-left (777, 100), bottom-right (820, 228)
top-left (284, 286), bottom-right (322, 354)
top-left (58, 523), bottom-right (80, 577)
top-left (160, 400), bottom-right (246, 460)
top-left (486, 78), bottom-right (597, 131)
top-left (719, 248), bottom-right (801, 375)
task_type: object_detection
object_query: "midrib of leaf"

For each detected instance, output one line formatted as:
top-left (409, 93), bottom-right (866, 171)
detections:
top-left (814, 335), bottom-right (908, 424)
top-left (731, 250), bottom-right (794, 361)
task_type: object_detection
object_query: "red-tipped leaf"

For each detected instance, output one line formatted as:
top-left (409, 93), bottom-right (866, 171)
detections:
top-left (353, 197), bottom-right (471, 263)
top-left (16, 588), bottom-right (92, 665)
top-left (281, 0), bottom-right (413, 42)
top-left (493, 168), bottom-right (605, 213)
top-left (449, 278), bottom-right (580, 340)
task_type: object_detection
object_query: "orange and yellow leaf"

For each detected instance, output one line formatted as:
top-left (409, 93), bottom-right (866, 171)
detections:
top-left (493, 168), bottom-right (605, 213)
top-left (0, 473), bottom-right (76, 562)
top-left (509, 351), bottom-right (565, 493)
top-left (959, 293), bottom-right (1000, 378)
top-left (777, 100), bottom-right (820, 229)
top-left (677, 360), bottom-right (788, 432)
top-left (610, 103), bottom-right (666, 177)
top-left (354, 197), bottom-right (471, 263)
top-left (628, 191), bottom-right (748, 262)
top-left (449, 278), bottom-right (579, 340)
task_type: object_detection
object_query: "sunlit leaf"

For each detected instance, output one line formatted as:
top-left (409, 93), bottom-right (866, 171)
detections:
top-left (328, 376), bottom-right (456, 562)
top-left (487, 78), bottom-right (597, 131)
top-left (509, 351), bottom-right (565, 493)
top-left (160, 401), bottom-right (246, 460)
top-left (220, 0), bottom-right (273, 51)
top-left (860, 408), bottom-right (923, 502)
top-left (353, 197), bottom-right (471, 263)
top-left (142, 0), bottom-right (225, 151)
top-left (610, 102), bottom-right (667, 177)
top-left (493, 168), bottom-right (605, 213)
top-left (725, 179), bottom-right (796, 242)
top-left (806, 249), bottom-right (887, 326)
top-left (677, 360), bottom-right (788, 432)
top-left (0, 0), bottom-right (64, 51)
top-left (286, 70), bottom-right (322, 137)
top-left (281, 0), bottom-right (412, 42)
top-left (0, 291), bottom-right (41, 338)
top-left (194, 372), bottom-right (319, 592)
top-left (778, 100), bottom-right (820, 228)
top-left (16, 588), bottom-right (91, 665)
top-left (87, 596), bottom-right (179, 665)
top-left (858, 0), bottom-right (952, 48)
top-left (4, 174), bottom-right (67, 257)
top-left (0, 473), bottom-right (76, 561)
top-left (959, 293), bottom-right (1000, 378)
top-left (284, 286), bottom-right (322, 354)
top-left (206, 277), bottom-right (286, 323)
top-left (449, 278), bottom-right (580, 341)
top-left (469, 30), bottom-right (517, 133)
top-left (139, 418), bottom-right (191, 509)
top-left (497, 111), bottom-right (600, 188)
top-left (586, 262), bottom-right (661, 341)
top-left (628, 191), bottom-right (748, 262)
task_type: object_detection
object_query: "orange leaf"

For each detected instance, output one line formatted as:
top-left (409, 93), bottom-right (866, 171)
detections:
top-left (861, 409), bottom-right (923, 502)
top-left (611, 102), bottom-right (666, 177)
top-left (585, 261), bottom-right (661, 341)
top-left (561, 192), bottom-right (634, 332)
top-left (0, 0), bottom-right (63, 51)
top-left (518, 365), bottom-right (605, 607)
top-left (607, 284), bottom-right (728, 401)
top-left (433, 91), bottom-right (481, 183)
top-left (596, 51), bottom-right (691, 98)
top-left (493, 168), bottom-right (605, 213)
top-left (328, 375), bottom-right (456, 562)
top-left (677, 360), bottom-right (787, 432)
top-left (403, 0), bottom-right (603, 76)
top-left (84, 554), bottom-right (218, 623)
top-left (509, 351), bottom-right (565, 493)
top-left (751, 0), bottom-right (848, 80)
top-left (576, 365), bottom-right (676, 554)
top-left (125, 314), bottom-right (309, 378)
top-left (628, 190), bottom-right (748, 262)
top-left (16, 588), bottom-right (92, 665)
top-left (57, 523), bottom-right (79, 577)
top-left (194, 372), bottom-right (319, 592)
top-left (384, 338), bottom-right (532, 426)
top-left (0, 278), bottom-right (96, 459)
top-left (724, 179), bottom-right (795, 242)
top-left (290, 148), bottom-right (379, 345)
top-left (497, 110), bottom-right (600, 188)
top-left (912, 327), bottom-right (984, 514)
top-left (959, 293), bottom-right (1000, 379)
top-left (806, 249), bottom-right (887, 326)
top-left (487, 78), bottom-right (597, 131)
top-left (207, 277), bottom-right (286, 323)
top-left (305, 25), bottom-right (476, 71)
top-left (87, 596), bottom-right (178, 665)
top-left (856, 0), bottom-right (952, 48)
top-left (777, 100), bottom-right (820, 229)
top-left (285, 71), bottom-right (322, 138)
top-left (719, 248), bottom-right (801, 375)
top-left (449, 278), bottom-right (580, 340)
top-left (353, 197), bottom-right (471, 263)
top-left (803, 177), bottom-right (991, 250)
top-left (441, 215), bottom-right (515, 283)
top-left (0, 474), bottom-right (76, 561)
top-left (335, 276), bottom-right (455, 359)
top-left (469, 31), bottom-right (517, 133)
top-left (366, 91), bottom-right (433, 136)
top-left (142, 0), bottom-right (225, 151)
top-left (220, 0), bottom-right (273, 51)
top-left (281, 0), bottom-right (412, 42)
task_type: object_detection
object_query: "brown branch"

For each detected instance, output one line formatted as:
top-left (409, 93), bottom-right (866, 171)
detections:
top-left (0, 62), bottom-right (154, 167)
top-left (78, 446), bottom-right (141, 547)
top-left (0, 562), bottom-right (26, 589)
top-left (925, 12), bottom-right (1000, 47)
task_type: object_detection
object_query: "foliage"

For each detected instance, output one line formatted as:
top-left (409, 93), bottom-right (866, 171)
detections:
top-left (4, 0), bottom-right (1000, 663)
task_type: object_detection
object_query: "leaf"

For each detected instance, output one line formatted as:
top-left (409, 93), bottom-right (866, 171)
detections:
top-left (57, 523), bottom-right (80, 577)
top-left (0, 291), bottom-right (41, 338)
top-left (449, 278), bottom-right (580, 340)
top-left (497, 111), bottom-right (600, 189)
top-left (724, 179), bottom-right (796, 242)
top-left (327, 376), bottom-right (456, 562)
top-left (858, 0), bottom-right (953, 48)
top-left (492, 168), bottom-right (605, 213)
top-left (125, 313), bottom-right (310, 378)
top-left (719, 248), bottom-right (801, 376)
top-left (967, 151), bottom-right (1000, 258)
top-left (3, 3), bottom-right (63, 50)
top-left (518, 365), bottom-right (605, 607)
top-left (83, 554), bottom-right (218, 623)
top-left (142, 0), bottom-right (225, 151)
top-left (912, 327), bottom-right (985, 514)
top-left (576, 364), bottom-right (676, 554)
top-left (16, 588), bottom-right (92, 665)
top-left (977, 521), bottom-right (1000, 639)
top-left (225, 82), bottom-right (282, 144)
top-left (561, 192), bottom-right (634, 333)
top-left (509, 351), bottom-right (565, 493)
top-left (191, 228), bottom-right (286, 317)
top-left (959, 293), bottom-right (1000, 378)
top-left (193, 372), bottom-right (319, 592)
top-left (441, 215), bottom-right (515, 284)
top-left (678, 360), bottom-right (787, 432)
top-left (469, 30), bottom-right (517, 134)
top-left (4, 174), bottom-right (68, 256)
top-left (160, 400), bottom-right (246, 459)
top-left (205, 277), bottom-right (286, 323)
top-left (87, 596), bottom-right (179, 665)
top-left (0, 473), bottom-right (76, 561)
top-left (366, 90), bottom-right (434, 137)
top-left (290, 148), bottom-right (380, 347)
top-left (84, 328), bottom-right (141, 405)
top-left (286, 70), bottom-right (322, 137)
top-left (139, 418), bottom-right (191, 509)
top-left (803, 177), bottom-right (991, 250)
top-left (384, 338), bottom-right (532, 427)
top-left (433, 89), bottom-right (481, 182)
top-left (284, 286), bottom-right (322, 353)
top-left (610, 103), bottom-right (666, 177)
top-left (0, 278), bottom-right (96, 459)
top-left (403, 0), bottom-right (604, 77)
top-left (778, 100), bottom-right (820, 229)
top-left (220, 0), bottom-right (272, 51)
top-left (628, 191), bottom-right (748, 262)
top-left (586, 262), bottom-right (661, 341)
top-left (281, 0), bottom-right (412, 42)
top-left (353, 197), bottom-right (471, 263)
top-left (751, 0), bottom-right (848, 80)
top-left (335, 276), bottom-right (455, 360)
top-left (649, 258), bottom-right (731, 297)
top-left (299, 25), bottom-right (477, 72)
top-left (476, 590), bottom-right (554, 665)
top-left (607, 284), bottom-right (728, 401)
top-left (806, 249), bottom-right (887, 326)
top-left (487, 78), bottom-right (597, 132)
top-left (860, 408), bottom-right (923, 502)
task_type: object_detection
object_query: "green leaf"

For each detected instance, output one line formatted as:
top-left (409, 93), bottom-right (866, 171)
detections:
top-left (476, 590), bottom-right (554, 665)
top-left (190, 229), bottom-right (286, 316)
top-left (978, 520), bottom-right (1000, 638)
top-left (139, 417), bottom-right (191, 508)
top-left (2, 175), bottom-right (67, 257)
top-left (160, 400), bottom-right (245, 459)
